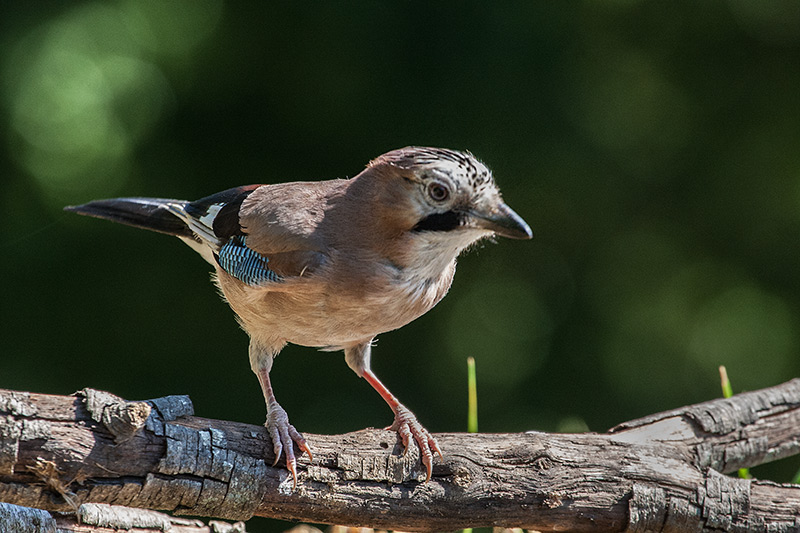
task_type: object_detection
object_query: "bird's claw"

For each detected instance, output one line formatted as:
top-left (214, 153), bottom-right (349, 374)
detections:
top-left (389, 404), bottom-right (442, 481)
top-left (265, 400), bottom-right (312, 489)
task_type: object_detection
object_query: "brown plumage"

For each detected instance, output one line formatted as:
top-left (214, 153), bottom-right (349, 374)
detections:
top-left (65, 146), bottom-right (532, 489)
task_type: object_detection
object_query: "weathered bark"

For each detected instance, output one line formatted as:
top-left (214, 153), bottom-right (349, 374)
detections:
top-left (0, 501), bottom-right (246, 533)
top-left (1, 381), bottom-right (799, 532)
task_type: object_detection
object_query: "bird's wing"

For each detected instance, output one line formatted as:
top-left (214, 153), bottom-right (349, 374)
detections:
top-left (174, 183), bottom-right (338, 285)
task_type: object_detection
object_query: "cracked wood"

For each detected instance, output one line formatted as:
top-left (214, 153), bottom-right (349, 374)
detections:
top-left (1, 381), bottom-right (799, 531)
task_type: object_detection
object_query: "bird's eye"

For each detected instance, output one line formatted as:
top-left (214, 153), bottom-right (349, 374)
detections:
top-left (427, 182), bottom-right (450, 202)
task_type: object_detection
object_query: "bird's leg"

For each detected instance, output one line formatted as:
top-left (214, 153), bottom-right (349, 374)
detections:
top-left (255, 367), bottom-right (312, 489)
top-left (345, 342), bottom-right (442, 480)
top-left (362, 369), bottom-right (443, 481)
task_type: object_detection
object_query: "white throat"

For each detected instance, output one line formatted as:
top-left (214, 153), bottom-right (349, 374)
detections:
top-left (403, 229), bottom-right (489, 281)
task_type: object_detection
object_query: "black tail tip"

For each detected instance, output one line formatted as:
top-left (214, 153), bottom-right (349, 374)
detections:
top-left (62, 197), bottom-right (193, 238)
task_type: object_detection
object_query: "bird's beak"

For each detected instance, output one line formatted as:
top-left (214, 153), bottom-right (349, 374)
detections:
top-left (469, 201), bottom-right (533, 240)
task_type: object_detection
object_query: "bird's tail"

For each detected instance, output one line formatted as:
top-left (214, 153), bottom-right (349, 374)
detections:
top-left (64, 197), bottom-right (194, 239)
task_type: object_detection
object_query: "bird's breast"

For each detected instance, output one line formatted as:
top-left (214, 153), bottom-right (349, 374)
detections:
top-left (216, 261), bottom-right (455, 349)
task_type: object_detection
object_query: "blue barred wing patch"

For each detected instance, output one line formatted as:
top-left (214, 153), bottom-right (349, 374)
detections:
top-left (218, 236), bottom-right (282, 285)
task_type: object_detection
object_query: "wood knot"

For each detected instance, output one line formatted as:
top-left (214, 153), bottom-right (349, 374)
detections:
top-left (542, 491), bottom-right (564, 508)
top-left (533, 455), bottom-right (554, 471)
top-left (80, 389), bottom-right (152, 444)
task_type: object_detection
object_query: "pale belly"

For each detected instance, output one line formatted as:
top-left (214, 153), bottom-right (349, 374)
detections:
top-left (219, 272), bottom-right (451, 349)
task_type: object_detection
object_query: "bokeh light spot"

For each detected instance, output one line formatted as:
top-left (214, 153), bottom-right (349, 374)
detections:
top-left (567, 50), bottom-right (691, 177)
top-left (728, 0), bottom-right (800, 43)
top-left (589, 226), bottom-right (798, 402)
top-left (2, 1), bottom-right (222, 206)
top-left (556, 416), bottom-right (590, 434)
top-left (689, 285), bottom-right (796, 387)
top-left (446, 277), bottom-right (552, 389)
top-left (119, 0), bottom-right (224, 59)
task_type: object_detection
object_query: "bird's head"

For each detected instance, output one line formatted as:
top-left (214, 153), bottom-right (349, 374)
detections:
top-left (365, 147), bottom-right (532, 247)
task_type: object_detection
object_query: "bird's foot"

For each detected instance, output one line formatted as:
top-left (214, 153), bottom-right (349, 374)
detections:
top-left (265, 400), bottom-right (313, 489)
top-left (389, 404), bottom-right (443, 481)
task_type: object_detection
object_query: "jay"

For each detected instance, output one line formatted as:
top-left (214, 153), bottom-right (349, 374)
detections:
top-left (66, 146), bottom-right (532, 487)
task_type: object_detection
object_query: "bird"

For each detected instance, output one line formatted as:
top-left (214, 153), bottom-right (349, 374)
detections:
top-left (65, 146), bottom-right (532, 488)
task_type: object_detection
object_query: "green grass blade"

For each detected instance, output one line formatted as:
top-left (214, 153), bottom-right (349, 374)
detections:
top-left (462, 357), bottom-right (479, 533)
top-left (719, 365), bottom-right (733, 399)
top-left (467, 356), bottom-right (478, 434)
top-left (720, 366), bottom-right (750, 479)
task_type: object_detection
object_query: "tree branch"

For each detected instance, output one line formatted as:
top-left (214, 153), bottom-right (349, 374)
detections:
top-left (0, 501), bottom-right (246, 533)
top-left (1, 381), bottom-right (799, 531)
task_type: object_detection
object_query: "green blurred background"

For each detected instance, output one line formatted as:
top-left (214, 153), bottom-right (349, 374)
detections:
top-left (2, 1), bottom-right (799, 531)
